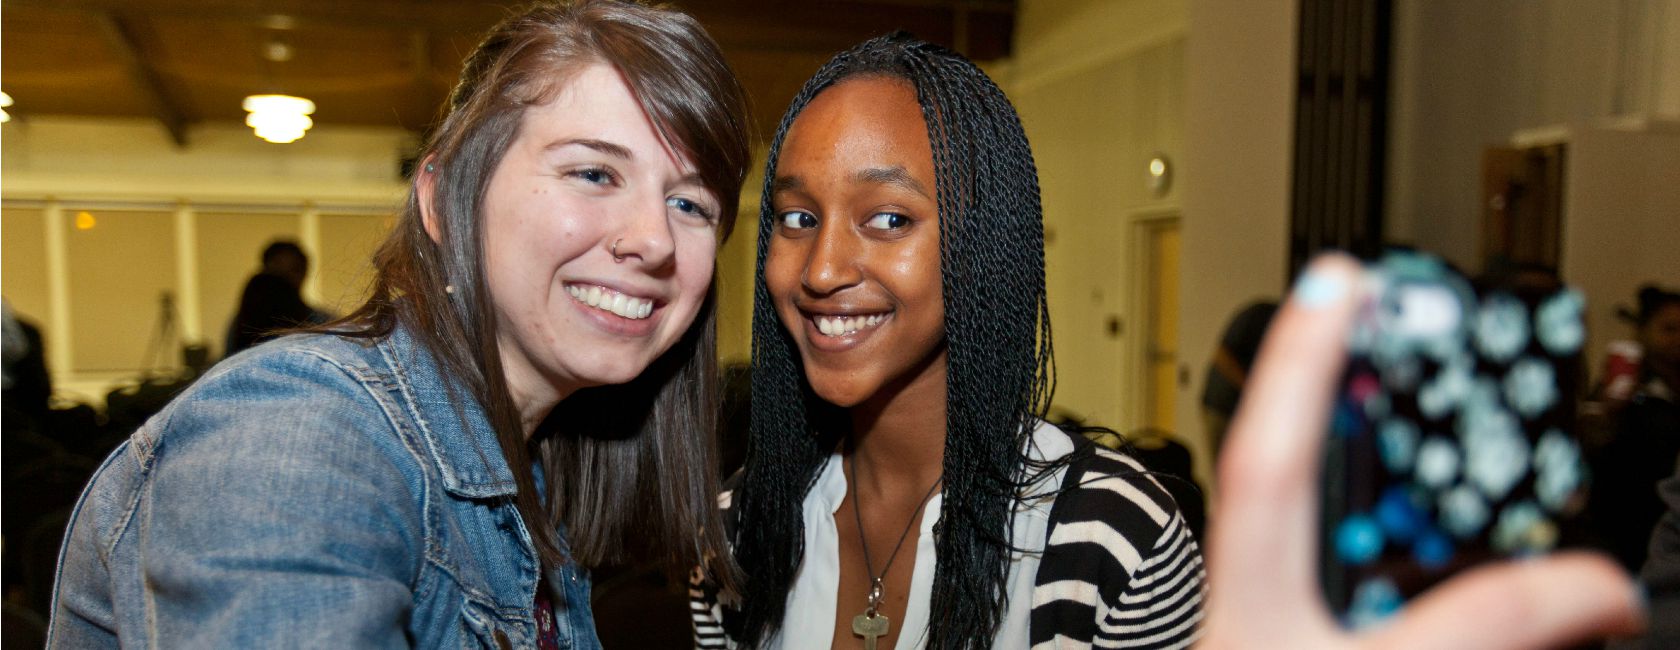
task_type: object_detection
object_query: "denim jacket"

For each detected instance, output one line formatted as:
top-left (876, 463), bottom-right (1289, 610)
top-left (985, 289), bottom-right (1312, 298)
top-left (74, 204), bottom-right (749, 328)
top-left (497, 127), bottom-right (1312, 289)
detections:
top-left (49, 324), bottom-right (602, 649)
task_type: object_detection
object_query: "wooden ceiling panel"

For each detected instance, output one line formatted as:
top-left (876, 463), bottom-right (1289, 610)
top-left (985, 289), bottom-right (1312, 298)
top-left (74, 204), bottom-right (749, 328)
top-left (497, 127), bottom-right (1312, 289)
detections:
top-left (0, 8), bottom-right (153, 118)
top-left (146, 16), bottom-right (417, 122)
top-left (2, 8), bottom-right (122, 74)
top-left (2, 0), bottom-right (1015, 144)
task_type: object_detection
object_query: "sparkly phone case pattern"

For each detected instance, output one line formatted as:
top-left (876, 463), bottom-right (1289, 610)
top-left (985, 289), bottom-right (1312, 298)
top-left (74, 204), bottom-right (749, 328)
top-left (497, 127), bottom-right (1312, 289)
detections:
top-left (1321, 253), bottom-right (1587, 628)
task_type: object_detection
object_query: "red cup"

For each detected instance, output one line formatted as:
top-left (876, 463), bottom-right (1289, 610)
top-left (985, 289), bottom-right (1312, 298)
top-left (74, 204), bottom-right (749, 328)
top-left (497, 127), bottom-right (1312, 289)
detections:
top-left (1602, 340), bottom-right (1644, 401)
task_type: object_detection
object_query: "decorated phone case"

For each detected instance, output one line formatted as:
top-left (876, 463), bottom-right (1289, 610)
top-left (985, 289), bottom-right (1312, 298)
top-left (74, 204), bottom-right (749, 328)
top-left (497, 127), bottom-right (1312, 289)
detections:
top-left (1319, 251), bottom-right (1588, 627)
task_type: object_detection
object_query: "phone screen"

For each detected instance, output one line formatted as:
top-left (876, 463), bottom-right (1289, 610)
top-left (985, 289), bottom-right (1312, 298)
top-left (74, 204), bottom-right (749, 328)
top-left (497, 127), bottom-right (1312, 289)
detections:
top-left (1320, 252), bottom-right (1588, 627)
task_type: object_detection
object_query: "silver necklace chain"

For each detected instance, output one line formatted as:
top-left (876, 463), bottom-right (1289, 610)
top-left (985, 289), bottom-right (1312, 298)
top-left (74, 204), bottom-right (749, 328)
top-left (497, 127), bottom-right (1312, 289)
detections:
top-left (847, 448), bottom-right (943, 616)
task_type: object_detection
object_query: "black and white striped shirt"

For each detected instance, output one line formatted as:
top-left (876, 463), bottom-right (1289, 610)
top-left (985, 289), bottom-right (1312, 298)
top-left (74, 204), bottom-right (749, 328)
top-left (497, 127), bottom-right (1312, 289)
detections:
top-left (691, 426), bottom-right (1206, 649)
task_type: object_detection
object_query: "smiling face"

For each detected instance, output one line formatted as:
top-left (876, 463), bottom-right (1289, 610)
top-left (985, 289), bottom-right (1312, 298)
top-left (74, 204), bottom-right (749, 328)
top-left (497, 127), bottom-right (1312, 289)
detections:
top-left (765, 76), bottom-right (946, 408)
top-left (471, 62), bottom-right (721, 408)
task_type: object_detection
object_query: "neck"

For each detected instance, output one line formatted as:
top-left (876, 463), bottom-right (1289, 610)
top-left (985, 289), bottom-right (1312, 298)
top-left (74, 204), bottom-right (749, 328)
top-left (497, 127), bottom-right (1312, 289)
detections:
top-left (847, 346), bottom-right (948, 496)
top-left (497, 342), bottom-right (573, 440)
top-left (513, 390), bottom-right (560, 439)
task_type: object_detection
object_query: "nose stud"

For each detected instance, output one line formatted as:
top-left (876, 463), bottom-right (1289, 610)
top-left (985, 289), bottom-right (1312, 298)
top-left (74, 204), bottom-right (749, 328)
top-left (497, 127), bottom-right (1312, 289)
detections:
top-left (612, 238), bottom-right (626, 262)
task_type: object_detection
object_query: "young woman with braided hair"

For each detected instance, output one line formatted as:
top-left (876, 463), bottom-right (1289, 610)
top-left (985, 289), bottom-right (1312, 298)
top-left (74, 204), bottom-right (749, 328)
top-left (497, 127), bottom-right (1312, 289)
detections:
top-left (690, 34), bottom-right (1206, 649)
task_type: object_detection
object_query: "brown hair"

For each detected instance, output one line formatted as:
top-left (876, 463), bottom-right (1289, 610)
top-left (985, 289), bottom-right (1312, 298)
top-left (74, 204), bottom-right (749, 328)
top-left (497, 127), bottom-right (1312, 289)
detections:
top-left (334, 0), bottom-right (748, 588)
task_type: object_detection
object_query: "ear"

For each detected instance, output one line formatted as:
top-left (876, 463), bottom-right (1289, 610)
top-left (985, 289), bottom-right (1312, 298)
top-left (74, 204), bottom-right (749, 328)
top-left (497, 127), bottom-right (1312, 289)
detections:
top-left (416, 155), bottom-right (444, 244)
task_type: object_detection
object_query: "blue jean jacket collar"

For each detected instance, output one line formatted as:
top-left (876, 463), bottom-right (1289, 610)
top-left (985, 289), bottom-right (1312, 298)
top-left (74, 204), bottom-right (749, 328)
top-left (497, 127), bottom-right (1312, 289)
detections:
top-left (378, 323), bottom-right (519, 499)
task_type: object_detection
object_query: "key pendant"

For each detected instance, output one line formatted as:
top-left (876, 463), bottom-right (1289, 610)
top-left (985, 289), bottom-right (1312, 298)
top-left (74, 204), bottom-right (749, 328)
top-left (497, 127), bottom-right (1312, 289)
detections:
top-left (852, 611), bottom-right (889, 650)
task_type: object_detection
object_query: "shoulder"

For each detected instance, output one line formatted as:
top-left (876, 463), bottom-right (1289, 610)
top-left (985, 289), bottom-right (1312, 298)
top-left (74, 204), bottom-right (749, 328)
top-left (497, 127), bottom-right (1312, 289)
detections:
top-left (205, 331), bottom-right (385, 391)
top-left (1048, 445), bottom-right (1182, 550)
top-left (1032, 444), bottom-right (1207, 648)
top-left (1037, 442), bottom-right (1203, 592)
top-left (173, 332), bottom-right (389, 421)
top-left (140, 332), bottom-right (423, 497)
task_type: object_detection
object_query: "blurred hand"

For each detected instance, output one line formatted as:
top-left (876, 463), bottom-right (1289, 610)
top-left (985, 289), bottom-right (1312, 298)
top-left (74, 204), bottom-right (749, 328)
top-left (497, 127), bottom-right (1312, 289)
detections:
top-left (1198, 254), bottom-right (1645, 650)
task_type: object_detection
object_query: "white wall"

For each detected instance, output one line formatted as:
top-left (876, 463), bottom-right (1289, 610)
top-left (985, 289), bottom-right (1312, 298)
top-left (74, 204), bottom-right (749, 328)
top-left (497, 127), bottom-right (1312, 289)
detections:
top-left (1179, 0), bottom-right (1298, 488)
top-left (1005, 0), bottom-right (1187, 437)
top-left (1387, 0), bottom-right (1680, 270)
top-left (1559, 122), bottom-right (1680, 370)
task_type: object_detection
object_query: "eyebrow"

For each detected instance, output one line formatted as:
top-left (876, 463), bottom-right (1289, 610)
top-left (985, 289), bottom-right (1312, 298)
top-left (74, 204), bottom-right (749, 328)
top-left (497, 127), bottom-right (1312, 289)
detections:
top-left (855, 166), bottom-right (930, 198)
top-left (548, 139), bottom-right (708, 190)
top-left (546, 138), bottom-right (633, 160)
top-left (770, 175), bottom-right (804, 194)
top-left (769, 166), bottom-right (931, 198)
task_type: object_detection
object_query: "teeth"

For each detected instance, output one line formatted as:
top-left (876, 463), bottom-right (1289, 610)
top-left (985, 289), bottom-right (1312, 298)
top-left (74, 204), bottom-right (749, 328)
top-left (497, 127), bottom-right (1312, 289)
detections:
top-left (567, 284), bottom-right (654, 320)
top-left (814, 313), bottom-right (888, 337)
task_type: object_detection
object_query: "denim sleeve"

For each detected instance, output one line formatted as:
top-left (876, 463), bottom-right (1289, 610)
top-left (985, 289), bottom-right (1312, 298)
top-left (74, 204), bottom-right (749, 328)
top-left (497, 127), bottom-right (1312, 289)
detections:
top-left (126, 350), bottom-right (423, 646)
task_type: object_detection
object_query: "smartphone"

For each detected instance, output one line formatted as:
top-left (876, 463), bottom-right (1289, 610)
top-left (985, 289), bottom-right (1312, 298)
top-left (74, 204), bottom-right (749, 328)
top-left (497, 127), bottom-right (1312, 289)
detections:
top-left (1319, 251), bottom-right (1588, 628)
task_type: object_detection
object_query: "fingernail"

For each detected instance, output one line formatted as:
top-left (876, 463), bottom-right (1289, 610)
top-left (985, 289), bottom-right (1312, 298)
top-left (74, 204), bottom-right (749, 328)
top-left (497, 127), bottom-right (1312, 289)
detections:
top-left (1293, 267), bottom-right (1349, 308)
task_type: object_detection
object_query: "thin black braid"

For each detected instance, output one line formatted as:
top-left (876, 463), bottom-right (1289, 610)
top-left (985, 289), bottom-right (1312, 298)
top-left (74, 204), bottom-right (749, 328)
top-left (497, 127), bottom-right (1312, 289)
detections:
top-left (725, 47), bottom-right (852, 646)
top-left (727, 33), bottom-right (1067, 649)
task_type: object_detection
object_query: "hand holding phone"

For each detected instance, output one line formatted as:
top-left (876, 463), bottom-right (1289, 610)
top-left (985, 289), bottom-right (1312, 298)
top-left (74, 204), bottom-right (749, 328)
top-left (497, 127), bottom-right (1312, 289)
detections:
top-left (1198, 253), bottom-right (1640, 650)
top-left (1321, 251), bottom-right (1590, 627)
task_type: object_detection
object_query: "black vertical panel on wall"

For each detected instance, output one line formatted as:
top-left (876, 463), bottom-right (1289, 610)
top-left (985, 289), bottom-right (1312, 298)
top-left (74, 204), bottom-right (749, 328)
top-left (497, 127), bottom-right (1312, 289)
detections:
top-left (1290, 0), bottom-right (1391, 277)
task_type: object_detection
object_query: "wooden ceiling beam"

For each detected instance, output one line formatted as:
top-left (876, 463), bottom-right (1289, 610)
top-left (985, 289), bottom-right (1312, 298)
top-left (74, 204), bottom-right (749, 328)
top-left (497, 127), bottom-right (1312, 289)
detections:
top-left (680, 1), bottom-right (1014, 59)
top-left (11, 0), bottom-right (508, 34)
top-left (91, 11), bottom-right (190, 147)
top-left (410, 30), bottom-right (443, 132)
top-left (835, 0), bottom-right (1013, 14)
top-left (12, 0), bottom-right (1016, 58)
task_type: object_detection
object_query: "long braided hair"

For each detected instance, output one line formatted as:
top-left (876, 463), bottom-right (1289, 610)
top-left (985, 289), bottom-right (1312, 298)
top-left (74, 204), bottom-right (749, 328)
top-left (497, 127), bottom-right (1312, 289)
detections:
top-left (728, 33), bottom-right (1063, 648)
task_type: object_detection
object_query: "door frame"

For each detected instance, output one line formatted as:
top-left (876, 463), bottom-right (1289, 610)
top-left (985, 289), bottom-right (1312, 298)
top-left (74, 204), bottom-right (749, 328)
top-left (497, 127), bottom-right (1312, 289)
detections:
top-left (1123, 207), bottom-right (1182, 436)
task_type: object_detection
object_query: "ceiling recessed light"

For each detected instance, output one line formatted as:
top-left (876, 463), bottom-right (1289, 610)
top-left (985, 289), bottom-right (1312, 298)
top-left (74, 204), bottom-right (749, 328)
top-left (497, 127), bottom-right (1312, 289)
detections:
top-left (264, 41), bottom-right (294, 62)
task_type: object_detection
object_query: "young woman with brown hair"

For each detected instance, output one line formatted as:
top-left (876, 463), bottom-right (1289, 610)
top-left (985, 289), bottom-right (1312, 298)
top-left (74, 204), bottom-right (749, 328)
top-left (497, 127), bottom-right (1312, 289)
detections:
top-left (49, 2), bottom-right (747, 647)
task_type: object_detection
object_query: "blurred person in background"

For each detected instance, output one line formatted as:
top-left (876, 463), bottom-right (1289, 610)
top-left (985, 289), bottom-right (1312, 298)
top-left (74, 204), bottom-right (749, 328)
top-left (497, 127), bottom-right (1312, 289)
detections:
top-left (223, 240), bottom-right (331, 357)
top-left (1589, 285), bottom-right (1680, 572)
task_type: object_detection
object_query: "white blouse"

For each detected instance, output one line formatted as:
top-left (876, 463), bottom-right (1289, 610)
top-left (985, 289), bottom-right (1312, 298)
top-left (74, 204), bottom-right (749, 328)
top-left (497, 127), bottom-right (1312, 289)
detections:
top-left (765, 422), bottom-right (1073, 649)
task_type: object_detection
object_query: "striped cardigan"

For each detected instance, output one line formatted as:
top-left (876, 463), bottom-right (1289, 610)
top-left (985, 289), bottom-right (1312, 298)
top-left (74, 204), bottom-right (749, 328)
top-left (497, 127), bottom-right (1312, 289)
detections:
top-left (691, 432), bottom-right (1206, 649)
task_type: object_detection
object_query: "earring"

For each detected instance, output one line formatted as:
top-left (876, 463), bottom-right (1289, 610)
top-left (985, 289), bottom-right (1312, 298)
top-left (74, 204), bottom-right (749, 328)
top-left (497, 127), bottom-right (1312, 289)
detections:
top-left (444, 284), bottom-right (455, 294)
top-left (611, 238), bottom-right (626, 262)
top-left (425, 163), bottom-right (435, 173)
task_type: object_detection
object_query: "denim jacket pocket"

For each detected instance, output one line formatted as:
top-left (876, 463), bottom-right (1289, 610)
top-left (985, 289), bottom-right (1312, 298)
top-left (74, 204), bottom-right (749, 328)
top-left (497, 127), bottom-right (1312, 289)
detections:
top-left (460, 595), bottom-right (530, 650)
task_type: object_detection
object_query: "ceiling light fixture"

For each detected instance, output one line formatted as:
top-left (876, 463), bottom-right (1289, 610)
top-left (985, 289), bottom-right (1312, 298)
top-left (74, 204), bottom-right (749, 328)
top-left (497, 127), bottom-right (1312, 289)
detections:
top-left (263, 40), bottom-right (294, 63)
top-left (243, 94), bottom-right (315, 143)
top-left (263, 14), bottom-right (298, 30)
top-left (1, 91), bottom-right (14, 123)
